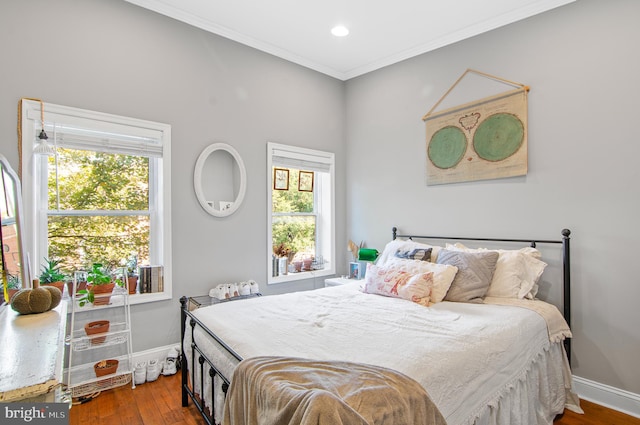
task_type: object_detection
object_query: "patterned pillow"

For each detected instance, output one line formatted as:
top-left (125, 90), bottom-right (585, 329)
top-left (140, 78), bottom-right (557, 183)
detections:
top-left (362, 263), bottom-right (433, 306)
top-left (377, 239), bottom-right (442, 267)
top-left (394, 247), bottom-right (432, 262)
top-left (385, 258), bottom-right (458, 303)
top-left (437, 249), bottom-right (499, 303)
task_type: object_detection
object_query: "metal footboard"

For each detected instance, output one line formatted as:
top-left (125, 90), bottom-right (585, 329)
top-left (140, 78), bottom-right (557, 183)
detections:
top-left (180, 296), bottom-right (243, 425)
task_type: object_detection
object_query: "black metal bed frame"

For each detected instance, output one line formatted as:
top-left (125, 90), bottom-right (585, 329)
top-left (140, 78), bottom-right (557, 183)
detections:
top-left (180, 227), bottom-right (572, 425)
top-left (392, 227), bottom-right (572, 362)
top-left (180, 297), bottom-right (243, 425)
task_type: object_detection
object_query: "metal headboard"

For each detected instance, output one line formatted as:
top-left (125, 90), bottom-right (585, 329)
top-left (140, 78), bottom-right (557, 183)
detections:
top-left (392, 227), bottom-right (572, 363)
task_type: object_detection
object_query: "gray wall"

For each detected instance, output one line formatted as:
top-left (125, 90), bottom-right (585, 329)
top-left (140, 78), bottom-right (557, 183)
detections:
top-left (1, 0), bottom-right (638, 401)
top-left (345, 0), bottom-right (640, 394)
top-left (0, 0), bottom-right (345, 351)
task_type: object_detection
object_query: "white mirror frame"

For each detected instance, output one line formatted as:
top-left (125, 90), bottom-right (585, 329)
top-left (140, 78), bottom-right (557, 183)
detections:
top-left (194, 143), bottom-right (247, 217)
top-left (0, 154), bottom-right (30, 288)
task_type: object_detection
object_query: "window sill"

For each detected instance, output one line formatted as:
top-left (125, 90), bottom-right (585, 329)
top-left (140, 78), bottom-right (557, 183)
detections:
top-left (65, 291), bottom-right (171, 309)
top-left (268, 268), bottom-right (334, 285)
top-left (129, 292), bottom-right (172, 305)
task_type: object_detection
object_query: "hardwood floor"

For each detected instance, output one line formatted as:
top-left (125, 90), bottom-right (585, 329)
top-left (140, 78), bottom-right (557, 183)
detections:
top-left (69, 373), bottom-right (202, 425)
top-left (69, 372), bottom-right (640, 425)
top-left (556, 400), bottom-right (640, 425)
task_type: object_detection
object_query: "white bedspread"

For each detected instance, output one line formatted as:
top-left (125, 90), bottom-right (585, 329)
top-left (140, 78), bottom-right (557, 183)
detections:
top-left (188, 282), bottom-right (580, 425)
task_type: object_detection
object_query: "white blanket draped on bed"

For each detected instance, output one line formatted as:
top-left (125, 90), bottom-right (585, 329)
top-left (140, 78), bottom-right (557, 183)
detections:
top-left (186, 282), bottom-right (581, 425)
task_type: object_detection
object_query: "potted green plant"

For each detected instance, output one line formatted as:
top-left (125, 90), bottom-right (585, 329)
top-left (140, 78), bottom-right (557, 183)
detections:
top-left (5, 273), bottom-right (21, 302)
top-left (125, 255), bottom-right (138, 295)
top-left (67, 270), bottom-right (87, 296)
top-left (39, 258), bottom-right (66, 294)
top-left (77, 263), bottom-right (115, 306)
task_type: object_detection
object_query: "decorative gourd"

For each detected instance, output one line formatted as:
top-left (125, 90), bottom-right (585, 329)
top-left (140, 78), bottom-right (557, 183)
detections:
top-left (44, 285), bottom-right (62, 309)
top-left (10, 279), bottom-right (62, 315)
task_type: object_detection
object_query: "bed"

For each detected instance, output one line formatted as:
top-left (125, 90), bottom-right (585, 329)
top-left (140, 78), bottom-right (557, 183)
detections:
top-left (180, 227), bottom-right (582, 425)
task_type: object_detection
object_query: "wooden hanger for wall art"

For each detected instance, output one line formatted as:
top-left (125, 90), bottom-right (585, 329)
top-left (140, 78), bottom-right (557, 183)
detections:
top-left (423, 69), bottom-right (529, 121)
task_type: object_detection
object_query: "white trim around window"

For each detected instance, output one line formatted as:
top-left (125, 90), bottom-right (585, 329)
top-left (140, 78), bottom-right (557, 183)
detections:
top-left (267, 142), bottom-right (335, 284)
top-left (20, 100), bottom-right (172, 305)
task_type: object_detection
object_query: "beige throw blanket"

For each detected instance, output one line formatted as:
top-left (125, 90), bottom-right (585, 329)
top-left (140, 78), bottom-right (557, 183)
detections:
top-left (223, 356), bottom-right (447, 425)
top-left (483, 297), bottom-right (572, 343)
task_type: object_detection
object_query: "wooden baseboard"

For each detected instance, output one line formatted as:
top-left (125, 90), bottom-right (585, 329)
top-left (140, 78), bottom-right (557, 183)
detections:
top-left (133, 343), bottom-right (180, 366)
top-left (573, 375), bottom-right (640, 419)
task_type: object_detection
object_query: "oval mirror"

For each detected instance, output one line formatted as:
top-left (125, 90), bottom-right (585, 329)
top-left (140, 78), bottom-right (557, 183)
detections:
top-left (194, 143), bottom-right (247, 217)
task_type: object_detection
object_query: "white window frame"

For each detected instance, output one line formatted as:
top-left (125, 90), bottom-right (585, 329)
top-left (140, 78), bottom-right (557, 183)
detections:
top-left (20, 100), bottom-right (172, 304)
top-left (267, 142), bottom-right (335, 284)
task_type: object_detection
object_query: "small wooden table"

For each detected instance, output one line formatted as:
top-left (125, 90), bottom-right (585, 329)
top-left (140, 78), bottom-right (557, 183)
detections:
top-left (0, 302), bottom-right (67, 402)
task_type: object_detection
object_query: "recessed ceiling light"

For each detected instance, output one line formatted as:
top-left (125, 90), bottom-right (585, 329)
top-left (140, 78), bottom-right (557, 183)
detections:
top-left (331, 25), bottom-right (349, 37)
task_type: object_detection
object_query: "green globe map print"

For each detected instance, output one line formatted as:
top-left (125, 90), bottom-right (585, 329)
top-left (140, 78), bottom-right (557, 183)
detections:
top-left (473, 113), bottom-right (524, 161)
top-left (428, 126), bottom-right (467, 169)
top-left (424, 88), bottom-right (528, 185)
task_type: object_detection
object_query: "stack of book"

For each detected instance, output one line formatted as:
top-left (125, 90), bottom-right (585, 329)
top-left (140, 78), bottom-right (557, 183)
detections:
top-left (138, 265), bottom-right (164, 293)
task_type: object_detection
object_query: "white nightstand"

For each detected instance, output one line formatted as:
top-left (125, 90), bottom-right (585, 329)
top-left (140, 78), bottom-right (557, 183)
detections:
top-left (324, 277), bottom-right (357, 287)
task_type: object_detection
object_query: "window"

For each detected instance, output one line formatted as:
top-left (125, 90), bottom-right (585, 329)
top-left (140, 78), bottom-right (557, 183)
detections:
top-left (267, 142), bottom-right (335, 284)
top-left (20, 100), bottom-right (171, 304)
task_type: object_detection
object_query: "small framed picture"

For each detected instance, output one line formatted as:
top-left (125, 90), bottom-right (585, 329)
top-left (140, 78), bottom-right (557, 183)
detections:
top-left (298, 170), bottom-right (314, 192)
top-left (349, 262), bottom-right (360, 280)
top-left (273, 168), bottom-right (289, 190)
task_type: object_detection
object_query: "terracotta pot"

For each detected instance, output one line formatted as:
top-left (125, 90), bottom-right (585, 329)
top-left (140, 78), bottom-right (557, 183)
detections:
top-left (89, 282), bottom-right (115, 306)
top-left (302, 259), bottom-right (313, 271)
top-left (6, 288), bottom-right (19, 302)
top-left (43, 281), bottom-right (65, 294)
top-left (84, 320), bottom-right (110, 345)
top-left (94, 359), bottom-right (118, 377)
top-left (67, 280), bottom-right (87, 295)
top-left (127, 276), bottom-right (138, 294)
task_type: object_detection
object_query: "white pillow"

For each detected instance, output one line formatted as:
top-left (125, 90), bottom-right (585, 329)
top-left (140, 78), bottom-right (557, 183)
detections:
top-left (376, 239), bottom-right (408, 266)
top-left (385, 258), bottom-right (457, 303)
top-left (362, 263), bottom-right (433, 306)
top-left (377, 239), bottom-right (442, 266)
top-left (446, 243), bottom-right (547, 299)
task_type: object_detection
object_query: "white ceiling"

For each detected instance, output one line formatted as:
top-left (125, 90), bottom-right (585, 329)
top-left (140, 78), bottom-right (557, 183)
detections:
top-left (124, 0), bottom-right (575, 81)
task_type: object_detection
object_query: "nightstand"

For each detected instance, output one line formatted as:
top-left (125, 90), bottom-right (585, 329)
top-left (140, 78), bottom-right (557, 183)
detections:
top-left (324, 277), bottom-right (357, 287)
